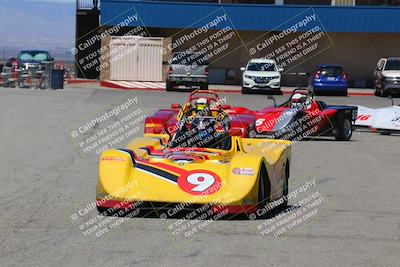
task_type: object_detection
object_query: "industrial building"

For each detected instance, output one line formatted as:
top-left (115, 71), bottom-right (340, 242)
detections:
top-left (76, 0), bottom-right (400, 87)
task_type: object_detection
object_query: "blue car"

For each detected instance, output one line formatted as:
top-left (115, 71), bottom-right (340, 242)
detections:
top-left (312, 65), bottom-right (348, 96)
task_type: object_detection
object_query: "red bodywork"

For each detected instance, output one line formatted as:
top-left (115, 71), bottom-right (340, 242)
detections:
top-left (229, 90), bottom-right (345, 138)
top-left (145, 90), bottom-right (255, 138)
top-left (145, 89), bottom-right (352, 139)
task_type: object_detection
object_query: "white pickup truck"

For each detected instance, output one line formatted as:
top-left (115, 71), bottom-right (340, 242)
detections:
top-left (166, 52), bottom-right (209, 91)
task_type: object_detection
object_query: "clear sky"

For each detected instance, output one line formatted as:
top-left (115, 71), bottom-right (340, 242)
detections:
top-left (0, 0), bottom-right (75, 51)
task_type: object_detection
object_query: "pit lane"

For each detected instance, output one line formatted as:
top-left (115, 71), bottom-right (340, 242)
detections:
top-left (0, 85), bottom-right (399, 266)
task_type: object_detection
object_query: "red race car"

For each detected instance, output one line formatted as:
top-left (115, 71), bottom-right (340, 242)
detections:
top-left (231, 88), bottom-right (358, 141)
top-left (145, 90), bottom-right (256, 138)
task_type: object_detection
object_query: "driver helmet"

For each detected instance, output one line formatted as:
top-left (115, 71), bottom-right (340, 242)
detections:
top-left (291, 93), bottom-right (306, 109)
top-left (195, 97), bottom-right (208, 112)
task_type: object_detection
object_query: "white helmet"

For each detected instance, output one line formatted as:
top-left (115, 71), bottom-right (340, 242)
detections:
top-left (291, 93), bottom-right (306, 108)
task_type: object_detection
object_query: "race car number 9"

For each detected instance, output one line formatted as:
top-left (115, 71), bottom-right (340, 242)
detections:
top-left (178, 170), bottom-right (222, 195)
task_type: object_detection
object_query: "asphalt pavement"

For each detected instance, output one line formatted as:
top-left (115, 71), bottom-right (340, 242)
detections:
top-left (0, 85), bottom-right (399, 266)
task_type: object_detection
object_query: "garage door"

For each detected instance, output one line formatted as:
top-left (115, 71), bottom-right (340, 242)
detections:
top-left (110, 36), bottom-right (163, 82)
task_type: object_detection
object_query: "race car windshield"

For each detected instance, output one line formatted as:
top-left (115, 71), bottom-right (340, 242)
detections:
top-left (169, 116), bottom-right (231, 150)
top-left (247, 63), bottom-right (276, 72)
top-left (384, 60), bottom-right (400, 71)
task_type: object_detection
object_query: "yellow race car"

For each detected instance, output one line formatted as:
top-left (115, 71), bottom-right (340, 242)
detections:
top-left (96, 112), bottom-right (292, 217)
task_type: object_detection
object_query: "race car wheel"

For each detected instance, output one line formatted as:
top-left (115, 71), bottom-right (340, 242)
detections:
top-left (247, 123), bottom-right (256, 138)
top-left (335, 118), bottom-right (353, 141)
top-left (379, 130), bottom-right (391, 135)
top-left (97, 206), bottom-right (113, 216)
top-left (257, 163), bottom-right (271, 211)
top-left (278, 161), bottom-right (289, 210)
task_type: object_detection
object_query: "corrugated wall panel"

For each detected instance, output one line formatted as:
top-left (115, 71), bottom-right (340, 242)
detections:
top-left (101, 0), bottom-right (400, 33)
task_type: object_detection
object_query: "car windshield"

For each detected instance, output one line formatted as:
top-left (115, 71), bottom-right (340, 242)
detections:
top-left (171, 52), bottom-right (208, 65)
top-left (169, 115), bottom-right (231, 150)
top-left (18, 51), bottom-right (50, 63)
top-left (384, 60), bottom-right (400, 71)
top-left (319, 66), bottom-right (342, 77)
top-left (247, 63), bottom-right (276, 72)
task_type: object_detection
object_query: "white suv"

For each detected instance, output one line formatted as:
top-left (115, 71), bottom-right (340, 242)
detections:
top-left (240, 59), bottom-right (283, 94)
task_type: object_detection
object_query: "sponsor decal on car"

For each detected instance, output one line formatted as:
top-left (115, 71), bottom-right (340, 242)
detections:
top-left (232, 167), bottom-right (255, 176)
top-left (100, 156), bottom-right (126, 162)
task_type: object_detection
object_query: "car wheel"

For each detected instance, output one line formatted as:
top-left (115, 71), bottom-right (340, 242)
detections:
top-left (342, 90), bottom-right (348, 96)
top-left (166, 81), bottom-right (174, 92)
top-left (97, 205), bottom-right (112, 216)
top-left (335, 118), bottom-right (353, 141)
top-left (242, 87), bottom-right (250, 94)
top-left (257, 164), bottom-right (271, 212)
top-left (247, 123), bottom-right (256, 138)
top-left (379, 130), bottom-right (391, 135)
top-left (278, 161), bottom-right (289, 210)
top-left (381, 86), bottom-right (388, 97)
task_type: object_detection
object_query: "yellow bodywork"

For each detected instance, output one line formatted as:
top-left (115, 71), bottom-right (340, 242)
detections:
top-left (97, 134), bottom-right (291, 207)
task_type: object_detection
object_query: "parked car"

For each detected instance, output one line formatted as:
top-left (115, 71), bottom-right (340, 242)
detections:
top-left (312, 64), bottom-right (348, 96)
top-left (6, 50), bottom-right (54, 70)
top-left (166, 52), bottom-right (209, 91)
top-left (374, 57), bottom-right (400, 96)
top-left (240, 58), bottom-right (283, 94)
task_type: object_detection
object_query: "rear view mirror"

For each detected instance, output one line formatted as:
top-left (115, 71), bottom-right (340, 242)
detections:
top-left (171, 103), bottom-right (181, 109)
top-left (221, 104), bottom-right (231, 109)
top-left (267, 95), bottom-right (276, 107)
top-left (240, 67), bottom-right (245, 72)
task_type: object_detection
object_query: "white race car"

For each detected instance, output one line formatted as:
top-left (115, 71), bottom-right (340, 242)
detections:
top-left (356, 98), bottom-right (400, 135)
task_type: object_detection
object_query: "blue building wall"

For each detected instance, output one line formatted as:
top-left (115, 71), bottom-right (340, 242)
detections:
top-left (100, 0), bottom-right (400, 33)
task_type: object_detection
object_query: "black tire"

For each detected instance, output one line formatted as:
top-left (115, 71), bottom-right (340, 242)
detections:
top-left (242, 87), bottom-right (250, 94)
top-left (278, 161), bottom-right (289, 210)
top-left (379, 130), bottom-right (391, 135)
top-left (257, 163), bottom-right (271, 212)
top-left (166, 81), bottom-right (174, 92)
top-left (342, 90), bottom-right (348, 96)
top-left (380, 85), bottom-right (388, 97)
top-left (247, 123), bottom-right (256, 138)
top-left (97, 205), bottom-right (112, 216)
top-left (335, 117), bottom-right (353, 141)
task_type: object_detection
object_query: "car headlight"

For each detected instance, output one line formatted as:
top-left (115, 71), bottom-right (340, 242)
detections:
top-left (272, 76), bottom-right (280, 80)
